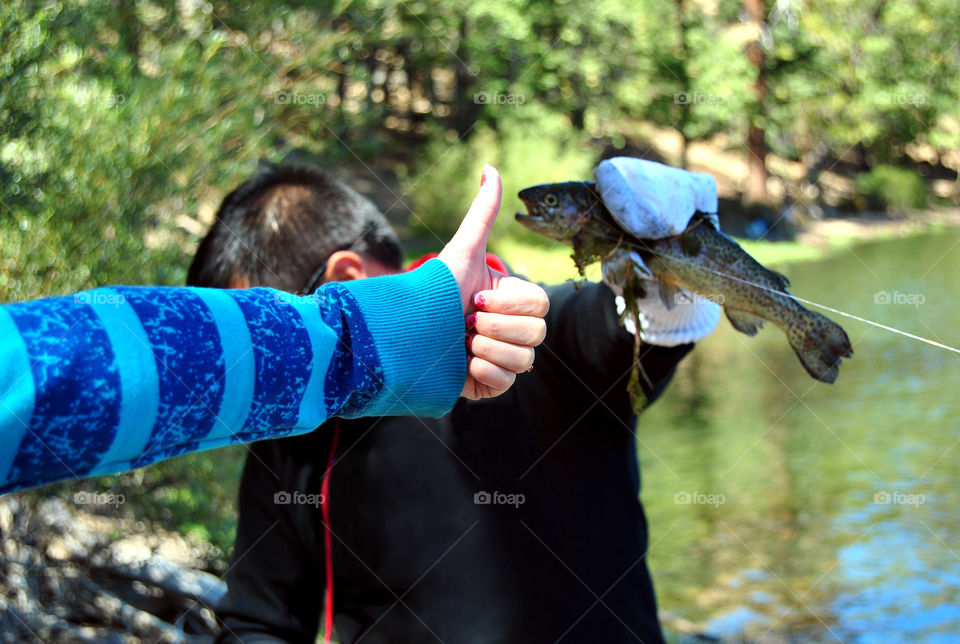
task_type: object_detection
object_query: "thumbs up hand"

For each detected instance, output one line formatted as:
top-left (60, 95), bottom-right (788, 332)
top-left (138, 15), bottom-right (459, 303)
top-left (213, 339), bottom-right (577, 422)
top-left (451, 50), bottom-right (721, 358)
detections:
top-left (438, 165), bottom-right (549, 400)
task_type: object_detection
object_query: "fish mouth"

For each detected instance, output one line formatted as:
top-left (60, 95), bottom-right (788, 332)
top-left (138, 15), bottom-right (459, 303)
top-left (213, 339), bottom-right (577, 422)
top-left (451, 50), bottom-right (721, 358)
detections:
top-left (514, 212), bottom-right (538, 224)
top-left (514, 211), bottom-right (546, 226)
top-left (515, 187), bottom-right (553, 224)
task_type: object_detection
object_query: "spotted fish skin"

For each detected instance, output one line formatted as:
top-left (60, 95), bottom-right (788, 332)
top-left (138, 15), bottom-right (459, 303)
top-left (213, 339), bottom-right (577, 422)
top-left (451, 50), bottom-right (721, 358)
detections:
top-left (516, 181), bottom-right (853, 383)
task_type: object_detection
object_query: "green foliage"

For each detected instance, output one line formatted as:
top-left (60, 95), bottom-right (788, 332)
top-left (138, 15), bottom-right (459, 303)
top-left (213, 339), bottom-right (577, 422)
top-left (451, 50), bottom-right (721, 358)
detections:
top-left (2, 0), bottom-right (957, 301)
top-left (855, 164), bottom-right (929, 210)
top-left (767, 0), bottom-right (960, 162)
top-left (2, 0), bottom-right (958, 553)
top-left (401, 111), bottom-right (594, 245)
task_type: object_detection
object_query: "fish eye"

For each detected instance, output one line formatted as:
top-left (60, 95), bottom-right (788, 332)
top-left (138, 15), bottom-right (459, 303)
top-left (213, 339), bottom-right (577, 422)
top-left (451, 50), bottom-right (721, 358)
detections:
top-left (544, 193), bottom-right (558, 206)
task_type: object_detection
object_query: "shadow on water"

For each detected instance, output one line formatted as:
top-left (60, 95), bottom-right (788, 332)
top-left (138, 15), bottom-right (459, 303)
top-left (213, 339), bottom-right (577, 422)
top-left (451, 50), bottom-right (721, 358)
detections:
top-left (639, 229), bottom-right (960, 643)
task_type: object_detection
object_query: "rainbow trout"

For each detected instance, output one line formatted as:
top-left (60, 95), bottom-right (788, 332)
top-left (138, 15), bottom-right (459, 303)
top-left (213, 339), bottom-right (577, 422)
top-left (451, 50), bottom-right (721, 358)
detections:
top-left (516, 181), bottom-right (853, 383)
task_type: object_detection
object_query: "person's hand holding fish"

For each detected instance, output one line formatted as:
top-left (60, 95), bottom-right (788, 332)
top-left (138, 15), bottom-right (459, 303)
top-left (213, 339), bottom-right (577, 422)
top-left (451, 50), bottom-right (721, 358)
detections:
top-left (515, 157), bottom-right (853, 402)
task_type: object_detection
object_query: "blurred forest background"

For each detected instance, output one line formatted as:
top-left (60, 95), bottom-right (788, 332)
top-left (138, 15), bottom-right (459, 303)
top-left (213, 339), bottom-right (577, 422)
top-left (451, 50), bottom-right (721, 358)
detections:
top-left (3, 0), bottom-right (959, 300)
top-left (1, 0), bottom-right (959, 614)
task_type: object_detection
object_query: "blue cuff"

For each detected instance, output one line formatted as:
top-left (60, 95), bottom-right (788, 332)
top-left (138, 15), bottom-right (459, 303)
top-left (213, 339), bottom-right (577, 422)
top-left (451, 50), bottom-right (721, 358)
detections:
top-left (341, 259), bottom-right (465, 417)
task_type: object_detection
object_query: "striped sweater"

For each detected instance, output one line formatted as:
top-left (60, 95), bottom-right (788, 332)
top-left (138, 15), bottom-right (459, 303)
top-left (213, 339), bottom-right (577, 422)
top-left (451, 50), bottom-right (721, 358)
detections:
top-left (0, 259), bottom-right (464, 494)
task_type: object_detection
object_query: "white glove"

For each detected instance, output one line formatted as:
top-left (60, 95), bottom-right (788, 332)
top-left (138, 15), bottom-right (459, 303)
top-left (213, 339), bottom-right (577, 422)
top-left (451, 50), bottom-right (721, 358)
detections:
top-left (594, 157), bottom-right (719, 236)
top-left (601, 248), bottom-right (721, 346)
top-left (595, 158), bottom-right (723, 347)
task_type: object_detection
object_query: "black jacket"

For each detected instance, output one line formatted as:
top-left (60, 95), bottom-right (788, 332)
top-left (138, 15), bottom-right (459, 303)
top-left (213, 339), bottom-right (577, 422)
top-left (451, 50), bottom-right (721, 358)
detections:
top-left (215, 282), bottom-right (693, 644)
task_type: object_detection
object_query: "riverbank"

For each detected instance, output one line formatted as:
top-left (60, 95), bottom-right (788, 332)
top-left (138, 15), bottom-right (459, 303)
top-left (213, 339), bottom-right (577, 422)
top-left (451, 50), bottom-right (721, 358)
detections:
top-left (795, 207), bottom-right (960, 249)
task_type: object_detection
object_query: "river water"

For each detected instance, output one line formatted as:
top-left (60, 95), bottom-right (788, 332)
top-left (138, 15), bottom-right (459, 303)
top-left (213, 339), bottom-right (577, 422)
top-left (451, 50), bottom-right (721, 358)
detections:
top-left (639, 229), bottom-right (960, 643)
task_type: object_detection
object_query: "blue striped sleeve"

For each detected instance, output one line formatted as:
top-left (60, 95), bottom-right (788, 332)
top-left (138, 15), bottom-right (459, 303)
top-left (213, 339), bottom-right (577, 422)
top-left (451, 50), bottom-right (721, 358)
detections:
top-left (0, 261), bottom-right (465, 494)
top-left (339, 259), bottom-right (465, 417)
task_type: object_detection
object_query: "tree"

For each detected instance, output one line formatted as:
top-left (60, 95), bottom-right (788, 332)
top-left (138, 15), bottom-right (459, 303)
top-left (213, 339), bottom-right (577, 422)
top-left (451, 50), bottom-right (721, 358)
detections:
top-left (744, 0), bottom-right (770, 204)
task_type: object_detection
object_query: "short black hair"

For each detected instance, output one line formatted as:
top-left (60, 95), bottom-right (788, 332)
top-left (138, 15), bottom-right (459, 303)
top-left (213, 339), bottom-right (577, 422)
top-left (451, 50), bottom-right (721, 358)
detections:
top-left (187, 164), bottom-right (403, 291)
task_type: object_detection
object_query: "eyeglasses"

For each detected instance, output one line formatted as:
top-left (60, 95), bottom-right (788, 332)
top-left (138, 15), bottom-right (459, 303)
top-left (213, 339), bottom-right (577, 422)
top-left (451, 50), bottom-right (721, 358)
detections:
top-left (297, 235), bottom-right (379, 295)
top-left (298, 260), bottom-right (329, 296)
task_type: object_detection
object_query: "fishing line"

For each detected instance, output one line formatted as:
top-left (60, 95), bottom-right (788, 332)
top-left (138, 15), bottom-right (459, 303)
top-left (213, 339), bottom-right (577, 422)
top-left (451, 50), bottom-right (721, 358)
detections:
top-left (527, 191), bottom-right (959, 355)
top-left (597, 231), bottom-right (960, 356)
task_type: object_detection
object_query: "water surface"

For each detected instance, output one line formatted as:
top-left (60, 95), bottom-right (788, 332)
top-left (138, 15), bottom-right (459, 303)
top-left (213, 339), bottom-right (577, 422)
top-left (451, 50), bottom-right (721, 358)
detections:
top-left (639, 229), bottom-right (960, 643)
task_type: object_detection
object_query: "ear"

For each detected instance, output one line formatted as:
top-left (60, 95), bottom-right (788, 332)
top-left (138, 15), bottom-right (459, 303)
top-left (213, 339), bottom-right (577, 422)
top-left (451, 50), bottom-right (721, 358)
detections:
top-left (324, 250), bottom-right (368, 282)
top-left (228, 273), bottom-right (252, 289)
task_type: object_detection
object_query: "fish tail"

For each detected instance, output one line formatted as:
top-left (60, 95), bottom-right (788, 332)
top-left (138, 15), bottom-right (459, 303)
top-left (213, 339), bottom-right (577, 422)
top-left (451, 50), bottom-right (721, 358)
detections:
top-left (786, 310), bottom-right (854, 384)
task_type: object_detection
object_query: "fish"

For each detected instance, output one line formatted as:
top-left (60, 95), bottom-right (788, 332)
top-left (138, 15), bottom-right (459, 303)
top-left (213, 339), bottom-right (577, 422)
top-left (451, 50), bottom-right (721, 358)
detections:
top-left (516, 181), bottom-right (853, 383)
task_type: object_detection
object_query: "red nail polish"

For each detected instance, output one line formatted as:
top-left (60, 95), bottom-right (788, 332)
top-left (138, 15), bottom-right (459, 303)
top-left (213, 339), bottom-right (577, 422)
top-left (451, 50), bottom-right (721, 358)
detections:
top-left (480, 167), bottom-right (487, 186)
top-left (465, 333), bottom-right (474, 351)
top-left (474, 293), bottom-right (486, 309)
top-left (466, 313), bottom-right (477, 330)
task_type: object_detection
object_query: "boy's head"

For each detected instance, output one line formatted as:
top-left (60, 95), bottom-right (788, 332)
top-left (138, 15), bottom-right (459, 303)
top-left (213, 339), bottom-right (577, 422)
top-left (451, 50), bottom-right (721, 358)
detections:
top-left (187, 164), bottom-right (403, 291)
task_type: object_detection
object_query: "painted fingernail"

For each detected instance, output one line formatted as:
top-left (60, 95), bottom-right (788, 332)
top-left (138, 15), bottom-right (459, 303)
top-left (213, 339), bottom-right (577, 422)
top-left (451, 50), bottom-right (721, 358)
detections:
top-left (480, 168), bottom-right (487, 187)
top-left (465, 333), bottom-right (474, 351)
top-left (465, 313), bottom-right (477, 330)
top-left (474, 292), bottom-right (486, 309)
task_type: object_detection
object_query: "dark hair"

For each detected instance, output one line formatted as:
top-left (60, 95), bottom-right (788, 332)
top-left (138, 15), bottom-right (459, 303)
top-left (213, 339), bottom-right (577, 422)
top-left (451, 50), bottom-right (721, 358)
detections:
top-left (187, 164), bottom-right (402, 291)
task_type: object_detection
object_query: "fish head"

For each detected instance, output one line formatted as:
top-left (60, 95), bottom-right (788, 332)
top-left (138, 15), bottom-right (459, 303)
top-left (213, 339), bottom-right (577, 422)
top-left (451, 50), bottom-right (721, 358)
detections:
top-left (515, 181), bottom-right (601, 243)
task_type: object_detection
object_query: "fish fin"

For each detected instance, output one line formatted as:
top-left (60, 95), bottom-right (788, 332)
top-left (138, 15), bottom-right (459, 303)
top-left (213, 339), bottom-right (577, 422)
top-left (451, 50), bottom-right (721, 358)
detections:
top-left (658, 280), bottom-right (685, 310)
top-left (629, 252), bottom-right (654, 280)
top-left (774, 270), bottom-right (790, 290)
top-left (701, 213), bottom-right (720, 231)
top-left (788, 311), bottom-right (854, 384)
top-left (725, 309), bottom-right (766, 336)
top-left (680, 230), bottom-right (702, 256)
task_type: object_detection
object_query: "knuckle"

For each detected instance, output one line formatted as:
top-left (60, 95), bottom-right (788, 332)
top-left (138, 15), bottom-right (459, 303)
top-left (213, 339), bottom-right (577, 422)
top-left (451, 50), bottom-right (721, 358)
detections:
top-left (474, 359), bottom-right (496, 384)
top-left (530, 319), bottom-right (547, 345)
top-left (476, 359), bottom-right (512, 390)
top-left (500, 276), bottom-right (521, 289)
top-left (468, 334), bottom-right (487, 358)
top-left (483, 314), bottom-right (503, 338)
top-left (522, 348), bottom-right (536, 372)
top-left (534, 286), bottom-right (550, 316)
top-left (497, 370), bottom-right (517, 391)
top-left (499, 345), bottom-right (526, 372)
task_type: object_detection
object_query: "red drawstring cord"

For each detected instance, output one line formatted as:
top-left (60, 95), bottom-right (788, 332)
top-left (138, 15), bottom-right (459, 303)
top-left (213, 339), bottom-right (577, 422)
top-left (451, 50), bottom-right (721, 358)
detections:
top-left (320, 420), bottom-right (341, 643)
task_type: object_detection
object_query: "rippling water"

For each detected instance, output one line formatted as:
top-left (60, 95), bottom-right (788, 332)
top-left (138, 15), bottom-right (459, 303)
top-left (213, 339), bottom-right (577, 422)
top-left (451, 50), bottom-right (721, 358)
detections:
top-left (639, 229), bottom-right (960, 643)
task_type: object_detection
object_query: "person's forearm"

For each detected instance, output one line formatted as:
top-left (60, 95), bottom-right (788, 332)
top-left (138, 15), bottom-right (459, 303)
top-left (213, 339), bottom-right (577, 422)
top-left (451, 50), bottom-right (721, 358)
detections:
top-left (0, 259), bottom-right (464, 494)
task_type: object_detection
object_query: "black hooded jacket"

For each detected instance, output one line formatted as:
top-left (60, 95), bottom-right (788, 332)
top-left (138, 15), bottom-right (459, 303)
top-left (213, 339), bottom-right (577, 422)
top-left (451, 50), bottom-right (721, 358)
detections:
top-left (215, 282), bottom-right (693, 644)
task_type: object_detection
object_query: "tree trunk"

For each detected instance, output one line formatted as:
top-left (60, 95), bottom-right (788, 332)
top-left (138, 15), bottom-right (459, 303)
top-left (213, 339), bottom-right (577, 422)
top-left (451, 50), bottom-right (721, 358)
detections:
top-left (675, 0), bottom-right (691, 169)
top-left (570, 72), bottom-right (587, 130)
top-left (453, 19), bottom-right (479, 138)
top-left (744, 0), bottom-right (769, 204)
top-left (115, 0), bottom-right (140, 74)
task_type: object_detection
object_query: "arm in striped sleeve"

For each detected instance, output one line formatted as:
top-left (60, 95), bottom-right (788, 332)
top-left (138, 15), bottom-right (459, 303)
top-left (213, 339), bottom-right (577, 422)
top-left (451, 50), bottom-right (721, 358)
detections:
top-left (0, 259), bottom-right (464, 494)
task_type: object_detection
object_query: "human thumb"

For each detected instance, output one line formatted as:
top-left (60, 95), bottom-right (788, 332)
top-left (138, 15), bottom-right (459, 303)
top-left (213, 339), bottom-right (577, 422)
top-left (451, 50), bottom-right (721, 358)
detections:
top-left (446, 164), bottom-right (502, 258)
